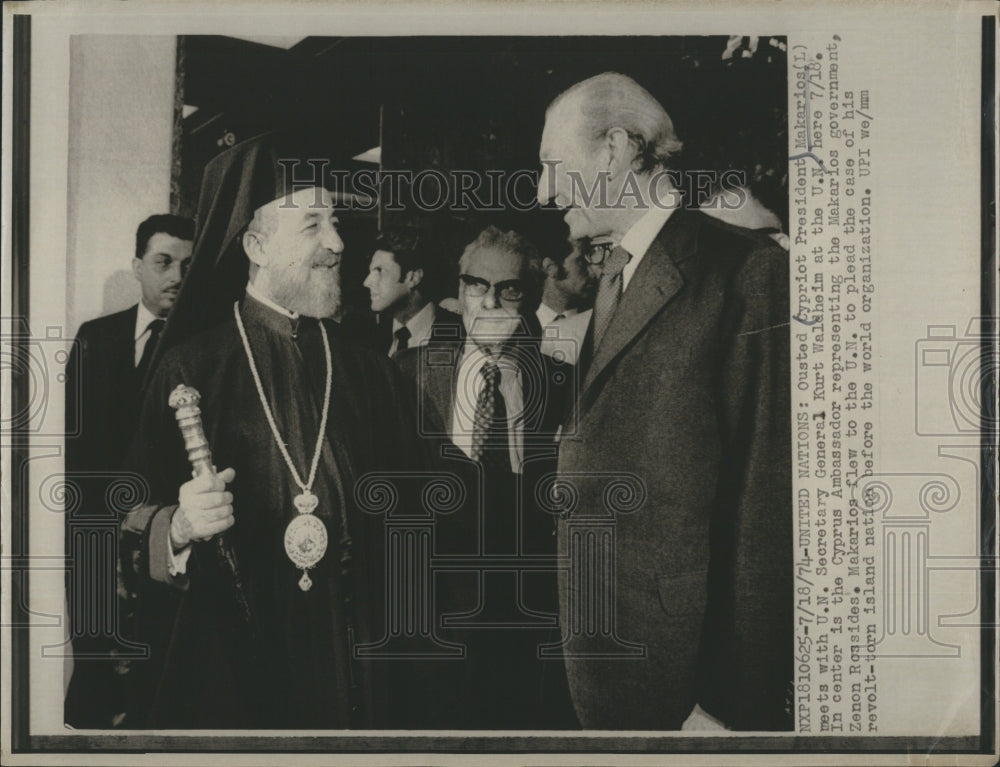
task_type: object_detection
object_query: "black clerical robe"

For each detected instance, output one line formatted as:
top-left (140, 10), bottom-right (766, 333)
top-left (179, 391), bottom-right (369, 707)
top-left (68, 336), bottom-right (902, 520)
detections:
top-left (121, 295), bottom-right (444, 728)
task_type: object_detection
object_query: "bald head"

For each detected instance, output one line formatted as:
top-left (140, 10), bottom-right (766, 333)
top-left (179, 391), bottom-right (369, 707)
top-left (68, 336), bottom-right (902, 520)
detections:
top-left (547, 72), bottom-right (682, 174)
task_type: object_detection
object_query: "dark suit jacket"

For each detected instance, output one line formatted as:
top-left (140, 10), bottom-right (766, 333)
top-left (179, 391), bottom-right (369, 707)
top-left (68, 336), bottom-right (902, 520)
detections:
top-left (66, 305), bottom-right (141, 474)
top-left (64, 304), bottom-right (141, 727)
top-left (558, 207), bottom-right (792, 730)
top-left (418, 305), bottom-right (464, 348)
top-left (394, 336), bottom-right (579, 728)
top-left (395, 335), bottom-right (574, 555)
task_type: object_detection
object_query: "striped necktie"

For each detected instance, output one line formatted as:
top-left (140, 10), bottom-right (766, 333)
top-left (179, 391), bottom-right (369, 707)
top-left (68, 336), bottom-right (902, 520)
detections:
top-left (591, 245), bottom-right (631, 353)
top-left (470, 361), bottom-right (510, 471)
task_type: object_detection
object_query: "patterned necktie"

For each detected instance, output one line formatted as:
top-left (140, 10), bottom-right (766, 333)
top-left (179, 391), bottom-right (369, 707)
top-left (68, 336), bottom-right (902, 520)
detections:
top-left (470, 361), bottom-right (510, 471)
top-left (135, 318), bottom-right (165, 385)
top-left (591, 245), bottom-right (631, 353)
top-left (394, 325), bottom-right (411, 354)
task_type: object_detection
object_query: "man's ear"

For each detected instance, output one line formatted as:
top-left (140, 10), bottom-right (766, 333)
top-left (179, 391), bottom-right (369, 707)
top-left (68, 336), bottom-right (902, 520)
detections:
top-left (542, 257), bottom-right (558, 277)
top-left (131, 257), bottom-right (143, 282)
top-left (405, 267), bottom-right (424, 290)
top-left (243, 229), bottom-right (267, 267)
top-left (605, 127), bottom-right (635, 174)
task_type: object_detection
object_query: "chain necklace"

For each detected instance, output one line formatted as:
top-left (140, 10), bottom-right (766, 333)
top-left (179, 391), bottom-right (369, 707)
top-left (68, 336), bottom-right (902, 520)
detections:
top-left (234, 301), bottom-right (332, 591)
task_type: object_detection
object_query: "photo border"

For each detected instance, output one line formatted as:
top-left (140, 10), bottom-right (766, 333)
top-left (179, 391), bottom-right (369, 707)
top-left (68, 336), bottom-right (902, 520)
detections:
top-left (3, 4), bottom-right (997, 761)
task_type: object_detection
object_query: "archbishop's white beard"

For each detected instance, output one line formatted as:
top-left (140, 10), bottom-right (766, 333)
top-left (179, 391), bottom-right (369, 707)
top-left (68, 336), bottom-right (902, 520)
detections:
top-left (267, 263), bottom-right (342, 319)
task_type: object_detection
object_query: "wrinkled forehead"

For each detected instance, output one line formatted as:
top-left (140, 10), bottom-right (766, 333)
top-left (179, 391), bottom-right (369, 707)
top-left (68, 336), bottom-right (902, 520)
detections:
top-left (464, 247), bottom-right (523, 282)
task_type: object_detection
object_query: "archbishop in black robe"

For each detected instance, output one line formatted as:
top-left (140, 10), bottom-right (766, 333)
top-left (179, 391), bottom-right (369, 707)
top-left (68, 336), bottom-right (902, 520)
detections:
top-left (122, 292), bottom-right (460, 728)
top-left (119, 131), bottom-right (463, 729)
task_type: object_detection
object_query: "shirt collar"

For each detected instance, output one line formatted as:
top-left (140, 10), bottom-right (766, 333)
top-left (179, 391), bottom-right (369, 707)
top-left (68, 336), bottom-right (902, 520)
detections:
top-left (393, 300), bottom-right (435, 345)
top-left (619, 203), bottom-right (674, 261)
top-left (245, 281), bottom-right (298, 319)
top-left (461, 337), bottom-right (494, 370)
top-left (618, 203), bottom-right (675, 292)
top-left (460, 337), bottom-right (520, 373)
top-left (134, 301), bottom-right (161, 341)
top-left (536, 302), bottom-right (577, 326)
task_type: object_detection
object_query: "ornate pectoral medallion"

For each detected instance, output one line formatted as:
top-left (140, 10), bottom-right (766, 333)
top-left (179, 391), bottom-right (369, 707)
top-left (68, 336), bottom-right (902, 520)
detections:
top-left (284, 492), bottom-right (327, 591)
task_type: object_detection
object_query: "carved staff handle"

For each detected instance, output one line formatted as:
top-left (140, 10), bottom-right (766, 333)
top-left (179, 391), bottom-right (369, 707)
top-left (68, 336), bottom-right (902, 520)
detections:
top-left (169, 384), bottom-right (252, 624)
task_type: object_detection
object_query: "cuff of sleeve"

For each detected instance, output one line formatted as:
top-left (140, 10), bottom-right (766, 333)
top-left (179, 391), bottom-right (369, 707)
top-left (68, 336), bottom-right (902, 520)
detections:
top-left (167, 536), bottom-right (192, 576)
top-left (148, 504), bottom-right (189, 590)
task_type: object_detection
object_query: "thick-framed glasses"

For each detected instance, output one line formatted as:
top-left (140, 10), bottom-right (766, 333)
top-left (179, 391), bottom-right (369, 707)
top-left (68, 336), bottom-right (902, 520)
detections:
top-left (583, 241), bottom-right (615, 266)
top-left (459, 274), bottom-right (525, 301)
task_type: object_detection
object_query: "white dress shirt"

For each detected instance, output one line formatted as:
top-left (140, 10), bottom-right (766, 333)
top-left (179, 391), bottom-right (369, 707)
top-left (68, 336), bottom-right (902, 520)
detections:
top-left (390, 300), bottom-right (436, 356)
top-left (134, 301), bottom-right (162, 366)
top-left (536, 303), bottom-right (592, 366)
top-left (618, 203), bottom-right (676, 292)
top-left (450, 339), bottom-right (525, 473)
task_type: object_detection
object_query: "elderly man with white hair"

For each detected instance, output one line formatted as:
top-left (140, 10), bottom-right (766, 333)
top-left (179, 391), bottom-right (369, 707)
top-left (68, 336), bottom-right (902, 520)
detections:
top-left (537, 72), bottom-right (793, 731)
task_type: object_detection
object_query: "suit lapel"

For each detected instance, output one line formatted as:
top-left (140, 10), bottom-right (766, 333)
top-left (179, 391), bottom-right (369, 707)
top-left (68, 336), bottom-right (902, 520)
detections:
top-left (582, 210), bottom-right (697, 397)
top-left (375, 313), bottom-right (393, 355)
top-left (524, 349), bottom-right (563, 463)
top-left (120, 304), bottom-right (139, 377)
top-left (519, 345), bottom-right (547, 436)
top-left (425, 343), bottom-right (461, 428)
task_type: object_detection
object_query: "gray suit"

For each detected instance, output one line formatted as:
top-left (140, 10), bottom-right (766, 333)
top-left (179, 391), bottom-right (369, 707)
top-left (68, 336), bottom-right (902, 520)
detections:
top-left (556, 207), bottom-right (793, 730)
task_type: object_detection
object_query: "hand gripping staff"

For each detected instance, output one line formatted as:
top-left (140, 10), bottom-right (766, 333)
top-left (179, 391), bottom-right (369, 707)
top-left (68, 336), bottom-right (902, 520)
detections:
top-left (169, 383), bottom-right (253, 625)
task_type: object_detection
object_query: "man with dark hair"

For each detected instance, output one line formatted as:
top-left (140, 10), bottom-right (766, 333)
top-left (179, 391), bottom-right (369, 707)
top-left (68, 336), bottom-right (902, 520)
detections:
top-left (537, 71), bottom-right (792, 731)
top-left (134, 214), bottom-right (196, 272)
top-left (394, 224), bottom-right (577, 729)
top-left (64, 213), bottom-right (194, 727)
top-left (363, 225), bottom-right (462, 357)
top-left (536, 238), bottom-right (596, 365)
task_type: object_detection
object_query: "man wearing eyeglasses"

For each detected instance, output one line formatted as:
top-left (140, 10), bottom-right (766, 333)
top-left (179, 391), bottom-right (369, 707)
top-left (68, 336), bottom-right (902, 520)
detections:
top-left (394, 224), bottom-right (577, 729)
top-left (537, 72), bottom-right (792, 731)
